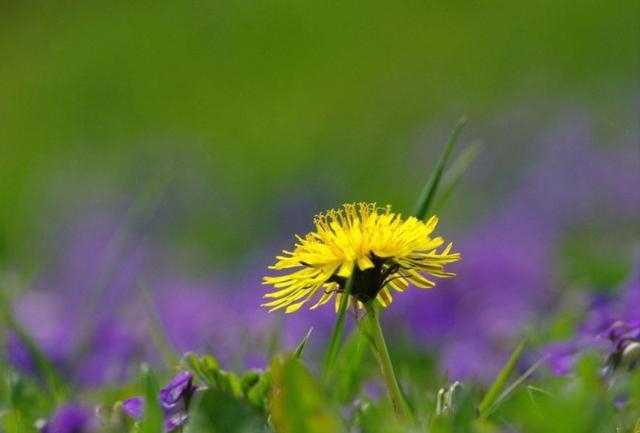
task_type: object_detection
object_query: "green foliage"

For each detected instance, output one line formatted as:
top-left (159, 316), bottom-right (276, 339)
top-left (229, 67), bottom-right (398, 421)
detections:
top-left (270, 356), bottom-right (347, 433)
top-left (330, 328), bottom-right (371, 404)
top-left (138, 364), bottom-right (163, 433)
top-left (1, 339), bottom-right (638, 433)
top-left (503, 356), bottom-right (617, 433)
top-left (186, 389), bottom-right (267, 433)
top-left (478, 341), bottom-right (525, 418)
top-left (0, 373), bottom-right (40, 433)
top-left (181, 353), bottom-right (270, 414)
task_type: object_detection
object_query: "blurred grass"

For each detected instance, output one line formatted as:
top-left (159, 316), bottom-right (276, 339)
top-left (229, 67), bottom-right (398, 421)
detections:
top-left (0, 0), bottom-right (638, 264)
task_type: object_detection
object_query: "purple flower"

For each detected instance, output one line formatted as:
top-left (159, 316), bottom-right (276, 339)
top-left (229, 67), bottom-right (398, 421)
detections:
top-left (5, 210), bottom-right (147, 388)
top-left (122, 371), bottom-right (199, 432)
top-left (544, 342), bottom-right (580, 377)
top-left (39, 404), bottom-right (98, 433)
top-left (392, 116), bottom-right (640, 381)
top-left (542, 265), bottom-right (640, 377)
top-left (4, 207), bottom-right (236, 388)
top-left (122, 397), bottom-right (144, 419)
top-left (605, 320), bottom-right (640, 372)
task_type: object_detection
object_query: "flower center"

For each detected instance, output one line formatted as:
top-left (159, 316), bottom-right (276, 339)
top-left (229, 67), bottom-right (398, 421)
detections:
top-left (330, 255), bottom-right (397, 303)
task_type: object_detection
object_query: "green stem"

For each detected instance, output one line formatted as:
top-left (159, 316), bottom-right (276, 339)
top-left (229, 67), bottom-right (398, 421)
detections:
top-left (365, 302), bottom-right (406, 419)
top-left (321, 272), bottom-right (354, 380)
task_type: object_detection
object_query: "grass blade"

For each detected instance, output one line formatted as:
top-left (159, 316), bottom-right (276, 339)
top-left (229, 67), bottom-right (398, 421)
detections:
top-left (0, 291), bottom-right (66, 403)
top-left (433, 141), bottom-right (483, 212)
top-left (136, 280), bottom-right (178, 368)
top-left (485, 356), bottom-right (546, 416)
top-left (321, 270), bottom-right (355, 380)
top-left (73, 177), bottom-right (167, 362)
top-left (412, 117), bottom-right (467, 220)
top-left (138, 363), bottom-right (163, 433)
top-left (293, 327), bottom-right (313, 359)
top-left (478, 340), bottom-right (525, 418)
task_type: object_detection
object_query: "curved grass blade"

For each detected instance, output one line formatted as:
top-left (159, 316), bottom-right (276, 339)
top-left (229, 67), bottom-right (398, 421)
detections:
top-left (72, 177), bottom-right (168, 363)
top-left (0, 291), bottom-right (66, 403)
top-left (478, 340), bottom-right (525, 418)
top-left (293, 327), bottom-right (313, 359)
top-left (136, 280), bottom-right (178, 368)
top-left (433, 141), bottom-right (483, 212)
top-left (412, 116), bottom-right (467, 220)
top-left (321, 270), bottom-right (354, 381)
top-left (485, 356), bottom-right (546, 417)
top-left (526, 384), bottom-right (552, 406)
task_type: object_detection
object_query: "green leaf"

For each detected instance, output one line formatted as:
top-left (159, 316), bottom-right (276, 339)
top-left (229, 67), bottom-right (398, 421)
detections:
top-left (271, 357), bottom-right (347, 433)
top-left (138, 364), bottom-right (163, 433)
top-left (239, 370), bottom-right (261, 393)
top-left (293, 327), bottom-right (313, 359)
top-left (412, 116), bottom-right (467, 220)
top-left (185, 388), bottom-right (267, 433)
top-left (4, 373), bottom-right (38, 433)
top-left (478, 340), bottom-right (525, 418)
top-left (181, 353), bottom-right (221, 388)
top-left (332, 329), bottom-right (369, 403)
top-left (181, 352), bottom-right (270, 413)
top-left (321, 269), bottom-right (355, 380)
top-left (245, 371), bottom-right (271, 413)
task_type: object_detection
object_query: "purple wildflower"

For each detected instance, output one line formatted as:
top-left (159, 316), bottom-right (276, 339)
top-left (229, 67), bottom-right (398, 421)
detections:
top-left (392, 116), bottom-right (640, 381)
top-left (542, 262), bottom-right (640, 376)
top-left (605, 320), bottom-right (640, 372)
top-left (544, 342), bottom-right (580, 377)
top-left (5, 210), bottom-right (147, 388)
top-left (39, 404), bottom-right (98, 433)
top-left (122, 371), bottom-right (199, 432)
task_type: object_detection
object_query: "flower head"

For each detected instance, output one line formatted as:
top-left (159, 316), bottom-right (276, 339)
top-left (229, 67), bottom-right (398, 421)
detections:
top-left (123, 371), bottom-right (200, 432)
top-left (262, 203), bottom-right (460, 313)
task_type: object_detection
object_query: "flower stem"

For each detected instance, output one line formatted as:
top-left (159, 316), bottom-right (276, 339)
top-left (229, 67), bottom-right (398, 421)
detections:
top-left (365, 302), bottom-right (407, 419)
top-left (321, 271), bottom-right (354, 381)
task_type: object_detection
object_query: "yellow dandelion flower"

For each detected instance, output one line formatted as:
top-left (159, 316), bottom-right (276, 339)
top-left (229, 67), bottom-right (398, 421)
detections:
top-left (262, 202), bottom-right (461, 314)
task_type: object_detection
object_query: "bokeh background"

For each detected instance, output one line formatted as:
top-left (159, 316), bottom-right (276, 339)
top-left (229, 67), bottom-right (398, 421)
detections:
top-left (1, 1), bottom-right (639, 388)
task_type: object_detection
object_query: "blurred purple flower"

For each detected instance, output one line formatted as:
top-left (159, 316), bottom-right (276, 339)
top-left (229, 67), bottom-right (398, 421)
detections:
top-left (5, 209), bottom-right (149, 387)
top-left (605, 320), bottom-right (640, 372)
top-left (5, 108), bottom-right (639, 389)
top-left (39, 404), bottom-right (98, 433)
top-left (390, 117), bottom-right (639, 381)
top-left (544, 342), bottom-right (579, 377)
top-left (123, 371), bottom-right (199, 432)
top-left (542, 264), bottom-right (640, 376)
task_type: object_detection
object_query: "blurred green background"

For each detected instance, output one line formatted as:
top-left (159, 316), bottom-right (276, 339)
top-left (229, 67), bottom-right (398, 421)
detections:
top-left (1, 0), bottom-right (638, 267)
